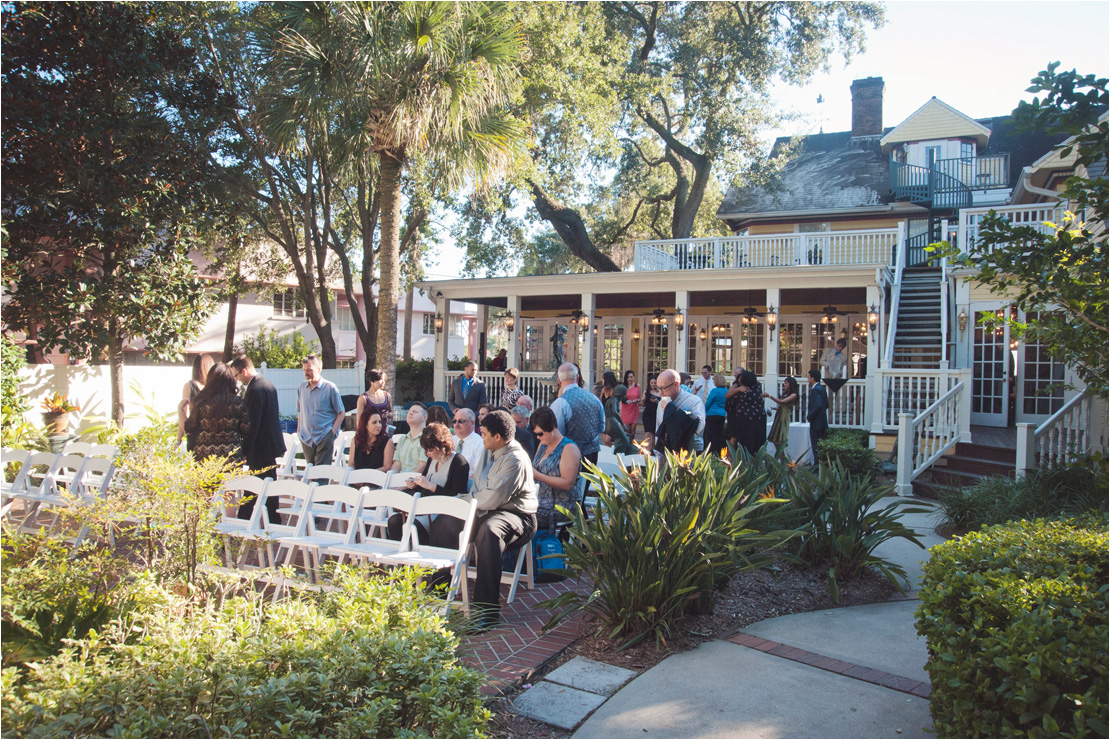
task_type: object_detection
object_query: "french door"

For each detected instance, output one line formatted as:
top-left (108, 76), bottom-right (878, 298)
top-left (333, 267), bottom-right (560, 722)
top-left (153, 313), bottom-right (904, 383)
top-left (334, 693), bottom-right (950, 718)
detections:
top-left (970, 310), bottom-right (1009, 427)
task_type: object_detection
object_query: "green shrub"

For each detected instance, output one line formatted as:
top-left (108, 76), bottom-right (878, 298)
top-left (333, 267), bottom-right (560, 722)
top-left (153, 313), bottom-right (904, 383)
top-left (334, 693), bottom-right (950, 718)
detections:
top-left (1, 533), bottom-right (134, 670)
top-left (937, 455), bottom-right (1108, 531)
top-left (791, 462), bottom-right (927, 601)
top-left (234, 327), bottom-right (320, 369)
top-left (394, 357), bottom-right (470, 404)
top-left (1, 567), bottom-right (490, 738)
top-left (543, 450), bottom-right (796, 648)
top-left (915, 517), bottom-right (1108, 738)
top-left (816, 428), bottom-right (880, 481)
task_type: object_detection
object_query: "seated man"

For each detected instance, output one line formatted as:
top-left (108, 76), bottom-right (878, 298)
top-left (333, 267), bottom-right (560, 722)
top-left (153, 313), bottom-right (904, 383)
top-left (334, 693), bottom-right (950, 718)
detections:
top-left (430, 409), bottom-right (537, 630)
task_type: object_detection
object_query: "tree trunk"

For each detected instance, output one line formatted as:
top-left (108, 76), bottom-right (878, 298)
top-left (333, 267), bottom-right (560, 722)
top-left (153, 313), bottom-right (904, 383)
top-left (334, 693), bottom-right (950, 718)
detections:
top-left (671, 155), bottom-right (712, 239)
top-left (529, 180), bottom-right (621, 272)
top-left (402, 285), bottom-right (415, 360)
top-left (377, 152), bottom-right (404, 391)
top-left (108, 333), bottom-right (125, 428)
top-left (222, 259), bottom-right (240, 362)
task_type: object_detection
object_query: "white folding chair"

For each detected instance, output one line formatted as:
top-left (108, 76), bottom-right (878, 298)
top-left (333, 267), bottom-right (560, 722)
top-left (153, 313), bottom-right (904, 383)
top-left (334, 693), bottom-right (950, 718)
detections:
top-left (89, 444), bottom-right (119, 460)
top-left (63, 441), bottom-right (93, 456)
top-left (1, 448), bottom-right (31, 497)
top-left (301, 464), bottom-right (350, 486)
top-left (259, 480), bottom-right (315, 568)
top-left (346, 469), bottom-right (395, 535)
top-left (43, 457), bottom-right (115, 547)
top-left (8, 453), bottom-right (67, 532)
top-left (596, 445), bottom-right (620, 467)
top-left (212, 476), bottom-right (270, 568)
top-left (471, 535), bottom-right (535, 604)
top-left (618, 453), bottom-right (648, 468)
top-left (333, 430), bottom-right (356, 467)
top-left (275, 484), bottom-right (364, 583)
top-left (326, 489), bottom-right (418, 567)
top-left (378, 495), bottom-right (478, 616)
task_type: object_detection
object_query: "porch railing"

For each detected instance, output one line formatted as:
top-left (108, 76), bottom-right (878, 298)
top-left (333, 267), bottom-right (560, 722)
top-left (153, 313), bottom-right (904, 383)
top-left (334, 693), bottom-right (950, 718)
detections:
top-left (452, 371), bottom-right (561, 409)
top-left (958, 203), bottom-right (1064, 253)
top-left (894, 374), bottom-right (972, 496)
top-left (785, 379), bottom-right (867, 428)
top-left (632, 228), bottom-right (899, 272)
top-left (1015, 393), bottom-right (1095, 473)
top-left (878, 368), bottom-right (965, 429)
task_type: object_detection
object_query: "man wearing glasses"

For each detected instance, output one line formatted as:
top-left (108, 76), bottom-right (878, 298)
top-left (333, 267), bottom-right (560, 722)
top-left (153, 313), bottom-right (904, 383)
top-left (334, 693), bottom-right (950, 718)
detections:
top-left (655, 368), bottom-right (706, 453)
top-left (452, 408), bottom-right (484, 477)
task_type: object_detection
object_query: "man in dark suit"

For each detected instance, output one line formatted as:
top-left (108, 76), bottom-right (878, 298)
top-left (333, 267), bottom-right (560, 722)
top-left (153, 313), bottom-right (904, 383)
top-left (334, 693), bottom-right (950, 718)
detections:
top-left (231, 355), bottom-right (286, 520)
top-left (448, 360), bottom-right (487, 413)
top-left (807, 369), bottom-right (829, 465)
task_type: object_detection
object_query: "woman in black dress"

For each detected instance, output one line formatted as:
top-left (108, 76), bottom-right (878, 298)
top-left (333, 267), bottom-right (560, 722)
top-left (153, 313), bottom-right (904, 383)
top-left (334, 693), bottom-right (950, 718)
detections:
top-left (727, 370), bottom-right (767, 456)
top-left (349, 409), bottom-right (395, 471)
top-left (642, 374), bottom-right (661, 453)
top-left (184, 362), bottom-right (248, 464)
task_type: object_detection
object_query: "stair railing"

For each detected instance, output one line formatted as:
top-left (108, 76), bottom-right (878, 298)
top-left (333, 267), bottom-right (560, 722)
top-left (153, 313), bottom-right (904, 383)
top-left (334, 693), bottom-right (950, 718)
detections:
top-left (1015, 393), bottom-right (1094, 473)
top-left (894, 372), bottom-right (971, 496)
top-left (938, 218), bottom-right (949, 366)
top-left (883, 221), bottom-right (907, 368)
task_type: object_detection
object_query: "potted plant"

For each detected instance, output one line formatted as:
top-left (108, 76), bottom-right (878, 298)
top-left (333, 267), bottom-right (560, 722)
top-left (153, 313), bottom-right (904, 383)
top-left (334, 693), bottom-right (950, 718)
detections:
top-left (41, 392), bottom-right (79, 435)
top-left (280, 413), bottom-right (298, 434)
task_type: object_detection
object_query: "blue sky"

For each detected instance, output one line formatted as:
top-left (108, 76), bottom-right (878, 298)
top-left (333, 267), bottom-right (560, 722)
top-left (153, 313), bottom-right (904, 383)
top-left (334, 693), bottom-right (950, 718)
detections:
top-left (427, 1), bottom-right (1110, 279)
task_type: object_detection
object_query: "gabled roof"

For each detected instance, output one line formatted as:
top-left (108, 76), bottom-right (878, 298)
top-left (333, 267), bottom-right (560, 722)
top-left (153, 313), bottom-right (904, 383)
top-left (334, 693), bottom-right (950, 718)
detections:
top-left (879, 97), bottom-right (991, 153)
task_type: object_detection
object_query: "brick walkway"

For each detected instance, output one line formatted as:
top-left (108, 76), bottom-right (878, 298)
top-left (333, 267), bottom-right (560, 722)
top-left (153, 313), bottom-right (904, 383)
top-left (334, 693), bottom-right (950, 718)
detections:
top-left (726, 631), bottom-right (932, 698)
top-left (458, 577), bottom-right (593, 696)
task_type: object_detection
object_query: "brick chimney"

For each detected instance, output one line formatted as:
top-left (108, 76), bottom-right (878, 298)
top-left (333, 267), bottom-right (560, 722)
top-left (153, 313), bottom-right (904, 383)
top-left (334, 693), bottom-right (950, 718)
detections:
top-left (850, 77), bottom-right (884, 138)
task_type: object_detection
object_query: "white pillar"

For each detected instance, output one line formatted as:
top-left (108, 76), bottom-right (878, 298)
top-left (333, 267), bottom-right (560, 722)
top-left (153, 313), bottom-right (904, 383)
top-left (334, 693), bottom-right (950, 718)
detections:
top-left (506, 294), bottom-right (521, 371)
top-left (764, 287), bottom-right (781, 391)
top-left (895, 412), bottom-right (914, 496)
top-left (958, 368), bottom-right (973, 443)
top-left (580, 292), bottom-right (596, 389)
top-left (1015, 422), bottom-right (1035, 475)
top-left (476, 304), bottom-right (488, 368)
top-left (433, 293), bottom-right (449, 402)
top-left (675, 290), bottom-right (690, 374)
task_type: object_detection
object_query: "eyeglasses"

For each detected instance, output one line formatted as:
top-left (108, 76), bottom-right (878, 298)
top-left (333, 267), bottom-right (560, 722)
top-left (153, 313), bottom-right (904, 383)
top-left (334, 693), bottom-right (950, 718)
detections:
top-left (453, 419), bottom-right (469, 425)
top-left (658, 381), bottom-right (675, 391)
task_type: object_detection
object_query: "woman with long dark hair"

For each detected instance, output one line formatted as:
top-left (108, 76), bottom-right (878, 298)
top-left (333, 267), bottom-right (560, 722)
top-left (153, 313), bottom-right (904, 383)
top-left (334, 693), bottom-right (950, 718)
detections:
top-left (729, 369), bottom-right (767, 456)
top-left (183, 362), bottom-right (249, 463)
top-left (349, 409), bottom-right (395, 471)
top-left (599, 370), bottom-right (634, 454)
top-left (642, 375), bottom-right (661, 453)
top-left (621, 369), bottom-right (641, 438)
top-left (763, 376), bottom-right (800, 456)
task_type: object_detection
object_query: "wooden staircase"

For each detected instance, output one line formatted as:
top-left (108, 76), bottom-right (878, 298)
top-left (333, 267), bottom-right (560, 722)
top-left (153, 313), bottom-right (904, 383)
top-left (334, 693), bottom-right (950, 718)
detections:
top-left (912, 441), bottom-right (1016, 497)
top-left (892, 266), bottom-right (944, 369)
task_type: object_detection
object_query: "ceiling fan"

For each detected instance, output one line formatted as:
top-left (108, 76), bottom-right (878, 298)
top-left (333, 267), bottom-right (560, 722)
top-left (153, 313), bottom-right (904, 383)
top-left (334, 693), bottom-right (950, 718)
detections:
top-left (720, 290), bottom-right (766, 324)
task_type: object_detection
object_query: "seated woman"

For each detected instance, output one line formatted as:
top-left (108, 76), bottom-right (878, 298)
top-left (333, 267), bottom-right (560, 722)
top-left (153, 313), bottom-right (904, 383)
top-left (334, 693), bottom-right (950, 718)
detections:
top-left (386, 422), bottom-right (469, 543)
top-left (348, 408), bottom-right (394, 471)
top-left (530, 406), bottom-right (583, 533)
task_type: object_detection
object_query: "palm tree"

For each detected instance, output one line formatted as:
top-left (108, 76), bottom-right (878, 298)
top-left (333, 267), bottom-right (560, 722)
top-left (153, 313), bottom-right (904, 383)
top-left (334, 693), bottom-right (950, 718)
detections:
top-left (264, 1), bottom-right (526, 386)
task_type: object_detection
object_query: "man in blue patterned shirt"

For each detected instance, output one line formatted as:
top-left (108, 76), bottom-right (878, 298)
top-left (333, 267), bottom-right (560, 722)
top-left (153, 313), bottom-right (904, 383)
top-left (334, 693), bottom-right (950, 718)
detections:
top-left (548, 362), bottom-right (605, 465)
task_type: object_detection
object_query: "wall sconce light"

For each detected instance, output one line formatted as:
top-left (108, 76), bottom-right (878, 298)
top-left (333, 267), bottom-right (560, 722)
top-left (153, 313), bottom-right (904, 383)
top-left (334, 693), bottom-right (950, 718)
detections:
top-left (673, 311), bottom-right (685, 332)
top-left (867, 304), bottom-right (879, 344)
top-left (699, 327), bottom-right (708, 341)
top-left (592, 324), bottom-right (598, 336)
top-left (766, 306), bottom-right (778, 333)
top-left (433, 313), bottom-right (444, 334)
top-left (957, 307), bottom-right (968, 340)
top-left (632, 327), bottom-right (641, 341)
top-left (505, 311), bottom-right (515, 334)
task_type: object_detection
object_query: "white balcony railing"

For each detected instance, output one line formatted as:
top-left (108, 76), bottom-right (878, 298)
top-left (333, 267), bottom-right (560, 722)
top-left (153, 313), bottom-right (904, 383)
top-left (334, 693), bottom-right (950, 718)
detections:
top-left (632, 228), bottom-right (899, 272)
top-left (958, 203), bottom-right (1064, 253)
top-left (448, 371), bottom-right (561, 409)
top-left (1016, 394), bottom-right (1095, 473)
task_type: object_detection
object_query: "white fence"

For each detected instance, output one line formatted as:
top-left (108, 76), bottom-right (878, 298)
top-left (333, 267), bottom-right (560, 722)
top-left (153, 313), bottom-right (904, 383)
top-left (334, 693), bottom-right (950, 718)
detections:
top-left (451, 371), bottom-right (561, 409)
top-left (17, 364), bottom-right (364, 435)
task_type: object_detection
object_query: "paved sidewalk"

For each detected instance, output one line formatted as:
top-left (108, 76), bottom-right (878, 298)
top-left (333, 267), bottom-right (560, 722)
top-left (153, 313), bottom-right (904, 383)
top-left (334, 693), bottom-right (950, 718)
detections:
top-left (570, 497), bottom-right (943, 738)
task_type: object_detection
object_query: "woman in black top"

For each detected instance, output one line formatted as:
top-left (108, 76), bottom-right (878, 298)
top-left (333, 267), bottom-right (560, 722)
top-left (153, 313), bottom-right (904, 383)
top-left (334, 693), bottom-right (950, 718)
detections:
top-left (349, 409), bottom-right (395, 471)
top-left (728, 370), bottom-right (767, 456)
top-left (184, 362), bottom-right (248, 464)
top-left (387, 422), bottom-right (470, 543)
top-left (642, 374), bottom-right (661, 453)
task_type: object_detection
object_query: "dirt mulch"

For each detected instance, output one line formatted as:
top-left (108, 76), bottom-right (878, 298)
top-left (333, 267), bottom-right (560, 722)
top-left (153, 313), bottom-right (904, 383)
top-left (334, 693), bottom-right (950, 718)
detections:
top-left (485, 559), bottom-right (899, 739)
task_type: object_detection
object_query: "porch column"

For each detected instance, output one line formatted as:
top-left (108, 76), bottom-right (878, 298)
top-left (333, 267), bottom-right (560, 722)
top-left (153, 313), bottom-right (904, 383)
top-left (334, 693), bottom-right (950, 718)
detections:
top-left (675, 290), bottom-right (690, 374)
top-left (580, 292), bottom-right (596, 388)
top-left (506, 294), bottom-right (522, 370)
top-left (864, 282), bottom-right (883, 436)
top-left (476, 304), bottom-right (488, 368)
top-left (953, 279), bottom-right (971, 370)
top-left (433, 293), bottom-right (450, 402)
top-left (764, 287), bottom-right (781, 392)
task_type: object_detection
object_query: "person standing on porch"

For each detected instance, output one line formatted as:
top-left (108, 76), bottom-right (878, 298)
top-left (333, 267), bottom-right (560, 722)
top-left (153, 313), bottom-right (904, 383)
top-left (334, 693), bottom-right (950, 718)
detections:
top-left (549, 362), bottom-right (605, 468)
top-left (296, 355), bottom-right (345, 466)
top-left (764, 376), bottom-right (800, 457)
top-left (621, 370), bottom-right (641, 437)
top-left (448, 360), bottom-right (487, 413)
top-left (691, 365), bottom-right (713, 404)
top-left (807, 369), bottom-right (829, 464)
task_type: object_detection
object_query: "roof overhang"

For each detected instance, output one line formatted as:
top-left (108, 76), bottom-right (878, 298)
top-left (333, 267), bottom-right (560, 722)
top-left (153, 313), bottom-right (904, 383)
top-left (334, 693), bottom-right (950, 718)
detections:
top-left (718, 202), bottom-right (926, 229)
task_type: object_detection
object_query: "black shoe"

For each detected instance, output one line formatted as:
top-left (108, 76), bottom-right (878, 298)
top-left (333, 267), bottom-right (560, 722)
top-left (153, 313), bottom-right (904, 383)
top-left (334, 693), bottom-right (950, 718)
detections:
top-left (470, 605), bottom-right (500, 633)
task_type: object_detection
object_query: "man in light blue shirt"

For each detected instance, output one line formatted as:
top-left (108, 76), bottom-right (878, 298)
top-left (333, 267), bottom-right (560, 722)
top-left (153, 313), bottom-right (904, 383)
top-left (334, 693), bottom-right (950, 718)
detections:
top-left (656, 368), bottom-right (706, 452)
top-left (296, 354), bottom-right (345, 465)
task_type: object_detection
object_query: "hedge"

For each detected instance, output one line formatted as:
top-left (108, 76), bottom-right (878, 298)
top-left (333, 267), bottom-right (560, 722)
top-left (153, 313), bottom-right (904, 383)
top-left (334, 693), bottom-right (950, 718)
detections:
top-left (915, 517), bottom-right (1108, 738)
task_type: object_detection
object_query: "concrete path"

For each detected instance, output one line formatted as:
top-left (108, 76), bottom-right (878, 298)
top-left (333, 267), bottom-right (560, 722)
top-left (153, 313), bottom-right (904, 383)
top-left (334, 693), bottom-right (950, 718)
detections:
top-left (569, 497), bottom-right (942, 738)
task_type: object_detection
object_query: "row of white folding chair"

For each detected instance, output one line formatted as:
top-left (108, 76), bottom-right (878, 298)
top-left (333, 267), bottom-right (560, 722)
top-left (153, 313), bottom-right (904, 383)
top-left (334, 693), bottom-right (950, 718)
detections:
top-left (4, 452), bottom-right (114, 540)
top-left (274, 431), bottom-right (356, 479)
top-left (62, 441), bottom-right (119, 460)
